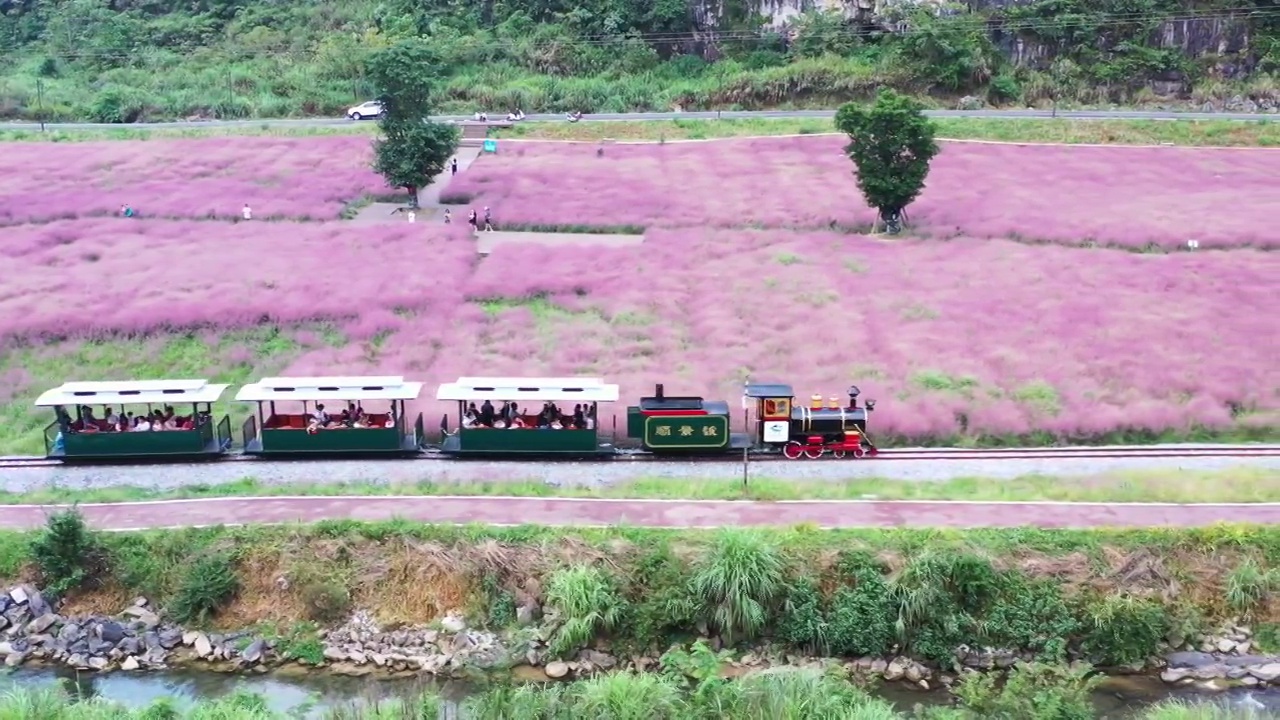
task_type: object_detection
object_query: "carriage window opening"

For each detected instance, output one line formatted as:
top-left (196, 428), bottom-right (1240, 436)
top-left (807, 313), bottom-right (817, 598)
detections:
top-left (270, 387), bottom-right (296, 392)
top-left (475, 387), bottom-right (495, 392)
top-left (72, 391), bottom-right (96, 397)
top-left (121, 390), bottom-right (141, 395)
top-left (319, 387), bottom-right (339, 391)
top-left (360, 386), bottom-right (384, 391)
top-left (517, 387), bottom-right (538, 392)
top-left (162, 389), bottom-right (184, 394)
top-left (563, 388), bottom-right (583, 393)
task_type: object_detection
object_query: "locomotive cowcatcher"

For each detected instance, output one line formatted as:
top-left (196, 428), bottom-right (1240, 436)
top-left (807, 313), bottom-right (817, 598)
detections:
top-left (744, 382), bottom-right (877, 459)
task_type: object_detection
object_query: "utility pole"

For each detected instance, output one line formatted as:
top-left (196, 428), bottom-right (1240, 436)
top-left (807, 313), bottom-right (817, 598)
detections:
top-left (37, 79), bottom-right (46, 132)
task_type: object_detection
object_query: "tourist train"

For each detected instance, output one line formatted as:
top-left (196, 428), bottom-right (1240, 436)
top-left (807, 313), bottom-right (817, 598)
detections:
top-left (33, 375), bottom-right (877, 463)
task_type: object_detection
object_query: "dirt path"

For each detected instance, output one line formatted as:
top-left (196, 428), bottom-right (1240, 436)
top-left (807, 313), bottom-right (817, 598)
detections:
top-left (1, 496), bottom-right (1276, 531)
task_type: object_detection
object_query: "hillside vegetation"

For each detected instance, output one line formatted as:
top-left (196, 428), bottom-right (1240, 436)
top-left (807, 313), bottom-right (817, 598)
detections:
top-left (0, 0), bottom-right (1277, 121)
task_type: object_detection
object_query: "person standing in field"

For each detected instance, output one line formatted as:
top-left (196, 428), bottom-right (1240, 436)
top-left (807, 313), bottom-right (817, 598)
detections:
top-left (407, 210), bottom-right (416, 223)
top-left (451, 158), bottom-right (458, 177)
top-left (468, 209), bottom-right (477, 231)
top-left (242, 204), bottom-right (252, 221)
top-left (483, 206), bottom-right (493, 232)
top-left (443, 209), bottom-right (451, 224)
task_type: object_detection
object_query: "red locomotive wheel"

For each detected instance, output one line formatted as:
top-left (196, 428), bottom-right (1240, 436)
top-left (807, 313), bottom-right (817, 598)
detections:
top-left (782, 441), bottom-right (804, 460)
top-left (852, 447), bottom-right (866, 459)
top-left (803, 446), bottom-right (824, 459)
top-left (832, 450), bottom-right (847, 459)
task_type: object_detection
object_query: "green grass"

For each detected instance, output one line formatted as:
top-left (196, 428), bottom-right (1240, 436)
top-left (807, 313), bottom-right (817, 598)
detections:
top-left (0, 123), bottom-right (380, 143)
top-left (495, 116), bottom-right (1280, 146)
top-left (2, 467), bottom-right (1276, 506)
top-left (0, 325), bottom-right (341, 455)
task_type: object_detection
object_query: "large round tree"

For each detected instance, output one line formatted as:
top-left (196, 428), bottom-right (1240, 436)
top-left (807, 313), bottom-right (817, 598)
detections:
top-left (834, 90), bottom-right (939, 234)
top-left (367, 39), bottom-right (460, 208)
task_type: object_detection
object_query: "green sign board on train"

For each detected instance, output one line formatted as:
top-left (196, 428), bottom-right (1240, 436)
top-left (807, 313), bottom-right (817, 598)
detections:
top-left (483, 140), bottom-right (497, 153)
top-left (644, 415), bottom-right (730, 450)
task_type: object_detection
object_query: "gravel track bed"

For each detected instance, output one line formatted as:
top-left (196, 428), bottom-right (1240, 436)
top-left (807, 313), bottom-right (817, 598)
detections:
top-left (2, 453), bottom-right (1277, 497)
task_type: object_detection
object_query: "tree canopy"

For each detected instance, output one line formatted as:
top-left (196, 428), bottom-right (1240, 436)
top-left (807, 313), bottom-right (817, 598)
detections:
top-left (368, 38), bottom-right (460, 205)
top-left (834, 90), bottom-right (939, 233)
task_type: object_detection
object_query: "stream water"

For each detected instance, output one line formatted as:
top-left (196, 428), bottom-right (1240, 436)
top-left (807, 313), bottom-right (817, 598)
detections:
top-left (2, 666), bottom-right (1279, 718)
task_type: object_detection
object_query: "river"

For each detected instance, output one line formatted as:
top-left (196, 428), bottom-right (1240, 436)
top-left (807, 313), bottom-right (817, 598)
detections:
top-left (2, 666), bottom-right (1279, 718)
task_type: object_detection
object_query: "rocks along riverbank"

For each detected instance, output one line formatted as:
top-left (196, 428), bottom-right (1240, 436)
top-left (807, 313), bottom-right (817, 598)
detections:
top-left (2, 582), bottom-right (1278, 696)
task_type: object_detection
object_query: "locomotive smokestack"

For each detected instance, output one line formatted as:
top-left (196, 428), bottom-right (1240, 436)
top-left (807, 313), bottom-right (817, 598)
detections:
top-left (655, 383), bottom-right (664, 400)
top-left (847, 385), bottom-right (860, 409)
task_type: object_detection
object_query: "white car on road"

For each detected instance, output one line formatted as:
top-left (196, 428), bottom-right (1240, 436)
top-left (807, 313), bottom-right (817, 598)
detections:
top-left (347, 101), bottom-right (385, 120)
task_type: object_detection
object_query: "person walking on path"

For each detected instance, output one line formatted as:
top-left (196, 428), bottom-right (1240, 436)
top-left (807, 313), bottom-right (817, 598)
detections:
top-left (483, 206), bottom-right (493, 232)
top-left (451, 158), bottom-right (458, 177)
top-left (407, 210), bottom-right (416, 223)
top-left (468, 209), bottom-right (478, 231)
top-left (242, 204), bottom-right (252, 221)
top-left (443, 209), bottom-right (451, 225)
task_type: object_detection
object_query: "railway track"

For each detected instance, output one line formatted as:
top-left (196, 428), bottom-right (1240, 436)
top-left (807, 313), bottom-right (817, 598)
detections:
top-left (0, 444), bottom-right (1276, 470)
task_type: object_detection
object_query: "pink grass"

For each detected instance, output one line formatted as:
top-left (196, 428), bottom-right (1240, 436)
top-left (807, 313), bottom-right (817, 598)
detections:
top-left (3, 221), bottom-right (1273, 439)
top-left (443, 138), bottom-right (1280, 249)
top-left (0, 219), bottom-right (475, 338)
top-left (0, 136), bottom-right (390, 224)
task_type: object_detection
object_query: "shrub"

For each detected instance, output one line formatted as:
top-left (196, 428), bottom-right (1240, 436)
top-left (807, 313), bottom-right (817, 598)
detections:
top-left (776, 577), bottom-right (828, 653)
top-left (299, 580), bottom-right (352, 625)
top-left (1077, 593), bottom-right (1167, 666)
top-left (169, 551), bottom-right (240, 624)
top-left (627, 544), bottom-right (698, 650)
top-left (892, 551), bottom-right (1006, 664)
top-left (952, 661), bottom-right (1100, 720)
top-left (985, 579), bottom-right (1080, 661)
top-left (689, 529), bottom-right (787, 646)
top-left (545, 565), bottom-right (626, 658)
top-left (29, 509), bottom-right (107, 599)
top-left (828, 568), bottom-right (896, 658)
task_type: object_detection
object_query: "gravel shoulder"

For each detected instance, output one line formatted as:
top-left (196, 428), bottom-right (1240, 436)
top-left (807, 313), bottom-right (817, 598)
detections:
top-left (2, 453), bottom-right (1276, 498)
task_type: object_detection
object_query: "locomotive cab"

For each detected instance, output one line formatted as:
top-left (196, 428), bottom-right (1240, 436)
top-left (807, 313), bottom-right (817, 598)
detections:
top-left (744, 381), bottom-right (877, 460)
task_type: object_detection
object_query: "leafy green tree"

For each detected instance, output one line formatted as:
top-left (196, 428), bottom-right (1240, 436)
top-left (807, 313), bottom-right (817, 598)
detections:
top-left (367, 38), bottom-right (460, 206)
top-left (834, 90), bottom-right (939, 234)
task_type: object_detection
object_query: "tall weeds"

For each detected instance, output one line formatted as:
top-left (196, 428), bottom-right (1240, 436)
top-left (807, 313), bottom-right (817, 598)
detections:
top-left (544, 564), bottom-right (625, 658)
top-left (688, 529), bottom-right (786, 646)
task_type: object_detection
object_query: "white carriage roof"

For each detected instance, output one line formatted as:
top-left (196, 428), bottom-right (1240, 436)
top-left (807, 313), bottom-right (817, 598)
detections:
top-left (235, 376), bottom-right (424, 402)
top-left (436, 376), bottom-right (619, 403)
top-left (34, 380), bottom-right (229, 407)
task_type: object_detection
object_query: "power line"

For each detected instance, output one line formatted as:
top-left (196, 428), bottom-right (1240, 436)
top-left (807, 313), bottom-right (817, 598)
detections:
top-left (26, 7), bottom-right (1279, 60)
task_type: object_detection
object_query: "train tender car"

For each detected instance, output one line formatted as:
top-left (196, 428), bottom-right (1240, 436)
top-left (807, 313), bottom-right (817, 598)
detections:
top-left (626, 384), bottom-right (753, 454)
top-left (34, 379), bottom-right (232, 461)
top-left (235, 376), bottom-right (425, 456)
top-left (744, 382), bottom-right (878, 459)
top-left (436, 376), bottom-right (619, 457)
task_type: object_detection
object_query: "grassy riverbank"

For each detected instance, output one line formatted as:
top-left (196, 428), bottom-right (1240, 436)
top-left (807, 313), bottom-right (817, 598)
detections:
top-left (491, 117), bottom-right (1280, 146)
top-left (1, 117), bottom-right (1278, 147)
top-left (5, 466), bottom-right (1277, 506)
top-left (16, 515), bottom-right (1280, 675)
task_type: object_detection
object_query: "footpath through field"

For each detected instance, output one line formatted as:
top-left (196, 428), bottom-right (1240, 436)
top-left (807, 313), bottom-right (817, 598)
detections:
top-left (0, 496), bottom-right (1277, 531)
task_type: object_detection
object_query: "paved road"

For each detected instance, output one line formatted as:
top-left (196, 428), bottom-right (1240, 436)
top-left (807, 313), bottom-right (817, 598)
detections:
top-left (2, 496), bottom-right (1277, 531)
top-left (3, 108), bottom-right (1275, 132)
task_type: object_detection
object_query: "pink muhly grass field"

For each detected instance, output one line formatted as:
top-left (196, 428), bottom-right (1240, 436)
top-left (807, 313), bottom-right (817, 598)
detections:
top-left (401, 230), bottom-right (1277, 439)
top-left (443, 137), bottom-right (1280, 249)
top-left (0, 219), bottom-right (475, 338)
top-left (3, 216), bottom-right (1274, 440)
top-left (0, 136), bottom-right (389, 224)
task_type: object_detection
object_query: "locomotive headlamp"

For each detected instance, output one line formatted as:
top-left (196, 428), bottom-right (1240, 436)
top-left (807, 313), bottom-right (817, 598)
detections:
top-left (866, 400), bottom-right (877, 411)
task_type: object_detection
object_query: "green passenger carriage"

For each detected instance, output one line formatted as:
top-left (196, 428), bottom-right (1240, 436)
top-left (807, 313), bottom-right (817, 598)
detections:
top-left (436, 376), bottom-right (619, 457)
top-left (235, 376), bottom-right (425, 456)
top-left (35, 379), bottom-right (232, 461)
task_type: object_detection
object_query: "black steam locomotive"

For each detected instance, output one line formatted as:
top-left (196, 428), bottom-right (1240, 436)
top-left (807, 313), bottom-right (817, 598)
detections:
top-left (626, 381), bottom-right (877, 460)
